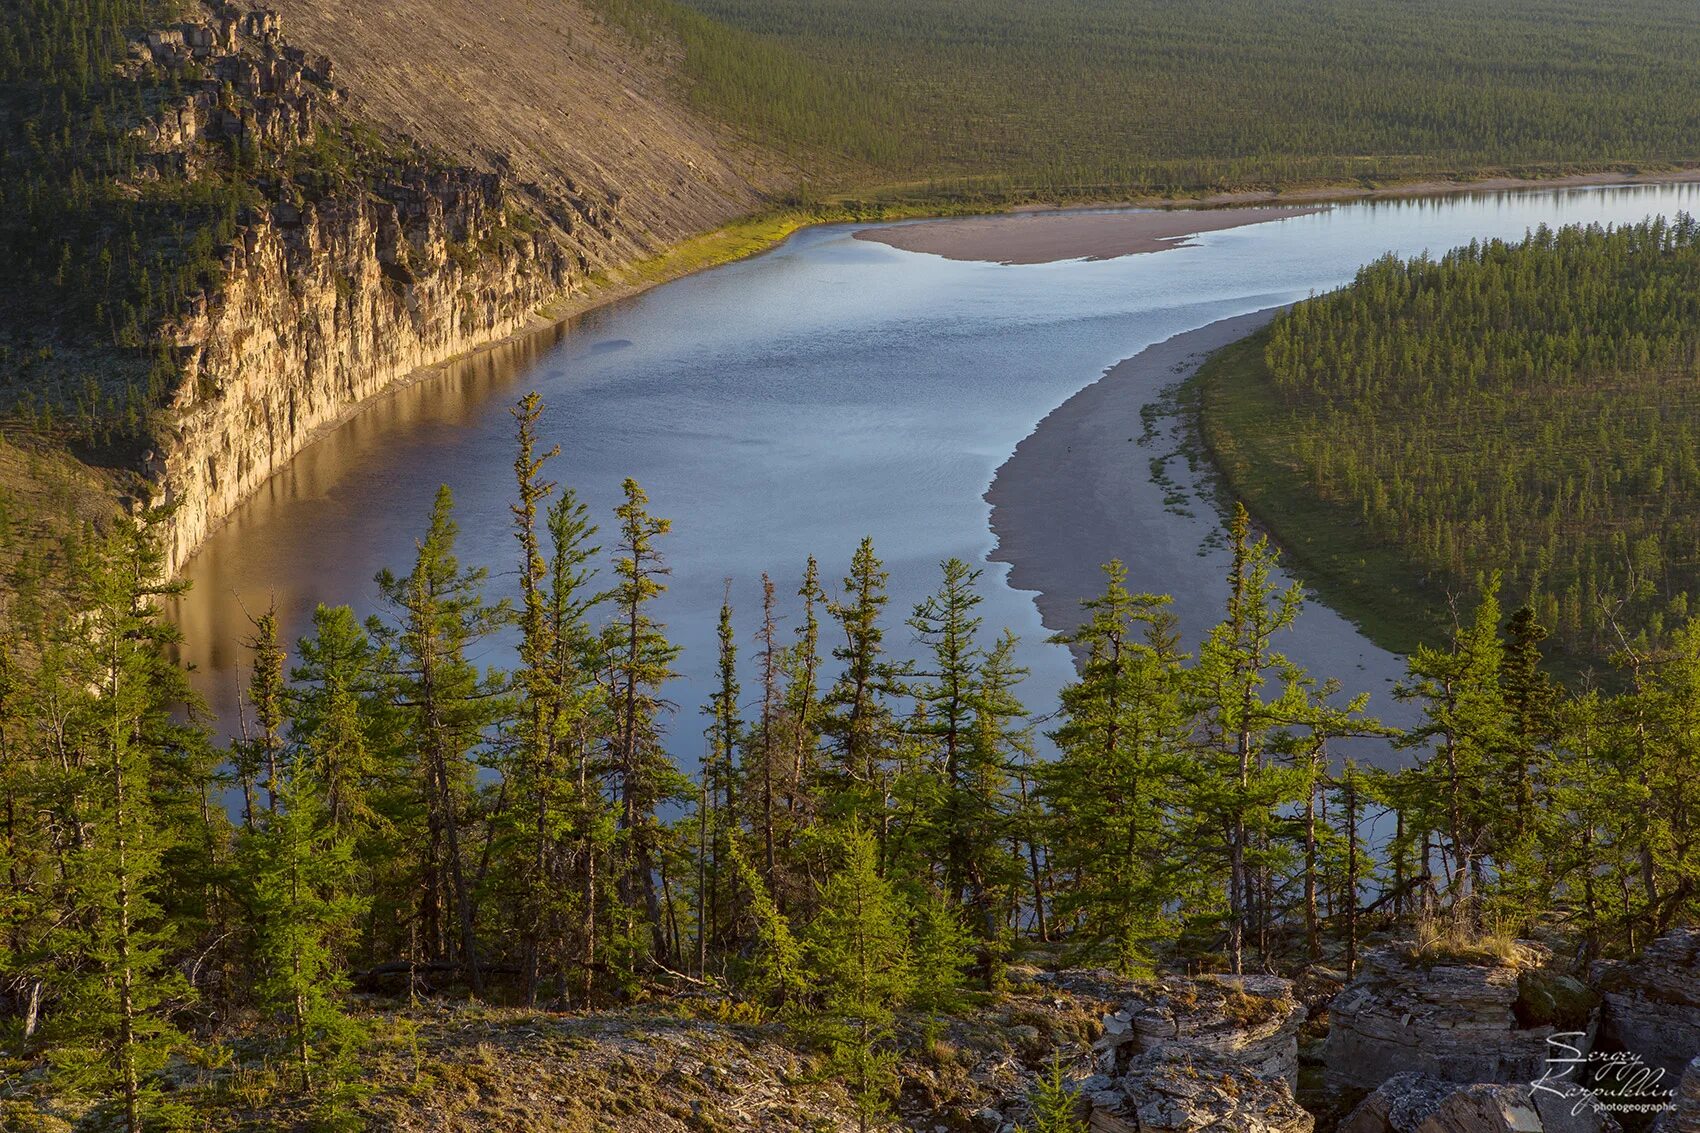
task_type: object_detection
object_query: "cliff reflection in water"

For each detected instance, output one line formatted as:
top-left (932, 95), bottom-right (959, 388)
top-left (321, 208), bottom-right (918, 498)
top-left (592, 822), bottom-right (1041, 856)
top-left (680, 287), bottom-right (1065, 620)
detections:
top-left (170, 318), bottom-right (568, 722)
top-left (171, 185), bottom-right (1700, 768)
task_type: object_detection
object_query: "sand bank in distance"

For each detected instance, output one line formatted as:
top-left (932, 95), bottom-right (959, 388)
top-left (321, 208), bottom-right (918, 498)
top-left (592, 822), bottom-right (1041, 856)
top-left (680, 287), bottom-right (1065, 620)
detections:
top-left (855, 206), bottom-right (1323, 264)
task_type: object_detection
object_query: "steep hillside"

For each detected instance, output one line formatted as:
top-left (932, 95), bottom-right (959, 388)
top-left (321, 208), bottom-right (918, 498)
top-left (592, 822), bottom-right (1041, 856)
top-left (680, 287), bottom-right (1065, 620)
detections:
top-left (261, 0), bottom-right (795, 268)
top-left (0, 0), bottom-right (794, 578)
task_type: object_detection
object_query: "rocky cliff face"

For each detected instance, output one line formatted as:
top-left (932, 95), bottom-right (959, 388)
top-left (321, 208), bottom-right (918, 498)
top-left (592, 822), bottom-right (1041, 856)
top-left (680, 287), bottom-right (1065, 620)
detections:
top-left (154, 163), bottom-right (568, 571)
top-left (121, 2), bottom-right (580, 570)
top-left (1592, 927), bottom-right (1700, 1084)
top-left (1323, 944), bottom-right (1599, 1094)
top-left (120, 0), bottom-right (779, 573)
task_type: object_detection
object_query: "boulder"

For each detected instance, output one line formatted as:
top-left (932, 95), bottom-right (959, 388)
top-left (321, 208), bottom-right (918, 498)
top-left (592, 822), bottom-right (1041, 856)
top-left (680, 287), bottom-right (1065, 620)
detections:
top-left (1086, 1046), bottom-right (1314, 1133)
top-left (1592, 928), bottom-right (1700, 1083)
top-left (1324, 945), bottom-right (1597, 1092)
top-left (1093, 974), bottom-right (1306, 1086)
top-left (1341, 1073), bottom-right (1621, 1133)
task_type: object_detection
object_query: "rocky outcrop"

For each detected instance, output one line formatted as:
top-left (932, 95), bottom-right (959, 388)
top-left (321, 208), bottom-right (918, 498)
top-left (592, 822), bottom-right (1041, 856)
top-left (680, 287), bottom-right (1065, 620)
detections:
top-left (154, 165), bottom-right (567, 570)
top-left (1340, 1073), bottom-right (1621, 1133)
top-left (1653, 1057), bottom-right (1700, 1133)
top-left (1080, 1046), bottom-right (1314, 1133)
top-left (105, 0), bottom-right (783, 574)
top-left (129, 2), bottom-right (335, 179)
top-left (1593, 928), bottom-right (1700, 1083)
top-left (1324, 945), bottom-right (1598, 1093)
top-left (1090, 974), bottom-right (1307, 1086)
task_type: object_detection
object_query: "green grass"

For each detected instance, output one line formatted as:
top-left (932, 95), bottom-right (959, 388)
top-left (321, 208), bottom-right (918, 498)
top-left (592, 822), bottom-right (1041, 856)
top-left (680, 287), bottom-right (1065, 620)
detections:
top-left (1189, 329), bottom-right (1457, 659)
top-left (564, 195), bottom-right (1005, 309)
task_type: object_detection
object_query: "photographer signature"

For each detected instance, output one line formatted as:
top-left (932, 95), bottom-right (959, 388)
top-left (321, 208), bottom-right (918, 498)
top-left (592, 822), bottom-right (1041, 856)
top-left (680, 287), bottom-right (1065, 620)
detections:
top-left (1531, 1033), bottom-right (1677, 1117)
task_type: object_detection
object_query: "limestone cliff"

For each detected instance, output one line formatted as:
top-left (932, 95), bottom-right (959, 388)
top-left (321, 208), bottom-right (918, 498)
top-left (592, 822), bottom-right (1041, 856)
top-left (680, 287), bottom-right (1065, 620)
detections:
top-left (122, 0), bottom-right (783, 573)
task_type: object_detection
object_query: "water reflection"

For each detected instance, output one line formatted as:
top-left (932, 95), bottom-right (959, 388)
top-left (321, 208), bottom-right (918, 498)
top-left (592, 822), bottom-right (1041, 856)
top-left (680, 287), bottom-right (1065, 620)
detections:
top-left (171, 182), bottom-right (1700, 770)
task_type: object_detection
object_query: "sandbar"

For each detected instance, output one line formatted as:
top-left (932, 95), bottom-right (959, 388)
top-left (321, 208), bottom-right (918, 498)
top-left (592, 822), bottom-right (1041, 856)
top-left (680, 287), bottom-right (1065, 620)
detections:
top-left (856, 206), bottom-right (1323, 264)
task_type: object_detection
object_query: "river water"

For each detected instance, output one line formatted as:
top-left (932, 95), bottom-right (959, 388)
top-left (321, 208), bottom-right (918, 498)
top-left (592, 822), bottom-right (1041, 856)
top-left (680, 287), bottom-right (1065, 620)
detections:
top-left (172, 183), bottom-right (1700, 767)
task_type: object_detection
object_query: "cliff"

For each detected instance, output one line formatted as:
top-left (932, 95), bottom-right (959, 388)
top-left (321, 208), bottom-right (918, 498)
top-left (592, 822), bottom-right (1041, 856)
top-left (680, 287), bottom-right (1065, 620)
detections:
top-left (153, 158), bottom-right (570, 569)
top-left (97, 0), bottom-right (787, 573)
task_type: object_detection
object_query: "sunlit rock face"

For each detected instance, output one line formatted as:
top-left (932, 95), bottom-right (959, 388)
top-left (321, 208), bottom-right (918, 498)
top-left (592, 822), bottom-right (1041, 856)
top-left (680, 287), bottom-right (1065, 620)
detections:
top-left (156, 162), bottom-right (569, 573)
top-left (123, 3), bottom-right (574, 572)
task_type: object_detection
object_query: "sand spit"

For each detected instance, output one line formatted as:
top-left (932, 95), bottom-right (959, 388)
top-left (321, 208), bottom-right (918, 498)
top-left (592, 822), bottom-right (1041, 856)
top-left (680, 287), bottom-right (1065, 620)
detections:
top-left (986, 310), bottom-right (1282, 640)
top-left (855, 206), bottom-right (1323, 264)
top-left (984, 308), bottom-right (1420, 764)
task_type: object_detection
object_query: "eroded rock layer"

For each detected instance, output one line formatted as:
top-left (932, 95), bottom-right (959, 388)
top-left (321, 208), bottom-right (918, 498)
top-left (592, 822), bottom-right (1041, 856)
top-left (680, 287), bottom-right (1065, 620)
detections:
top-left (127, 0), bottom-right (778, 572)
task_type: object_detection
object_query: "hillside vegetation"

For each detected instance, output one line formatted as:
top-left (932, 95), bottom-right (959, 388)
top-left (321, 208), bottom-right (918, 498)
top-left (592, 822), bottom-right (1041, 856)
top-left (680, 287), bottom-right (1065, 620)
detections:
top-left (1199, 215), bottom-right (1700, 661)
top-left (639, 0), bottom-right (1700, 195)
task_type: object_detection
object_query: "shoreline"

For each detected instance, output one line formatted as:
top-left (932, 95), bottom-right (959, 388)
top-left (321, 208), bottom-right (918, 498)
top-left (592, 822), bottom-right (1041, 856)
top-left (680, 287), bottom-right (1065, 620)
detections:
top-left (984, 306), bottom-right (1423, 762)
top-left (171, 164), bottom-right (1700, 571)
top-left (985, 310), bottom-right (1284, 644)
top-left (395, 164), bottom-right (1700, 405)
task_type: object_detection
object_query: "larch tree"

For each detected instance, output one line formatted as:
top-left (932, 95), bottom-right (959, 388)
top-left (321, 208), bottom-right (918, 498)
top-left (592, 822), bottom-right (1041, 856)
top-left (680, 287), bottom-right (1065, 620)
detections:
top-left (1043, 560), bottom-right (1190, 973)
top-left (804, 825), bottom-right (913, 1133)
top-left (822, 538), bottom-right (902, 835)
top-left (373, 485), bottom-right (511, 995)
top-left (47, 517), bottom-right (197, 1133)
top-left (607, 477), bottom-right (684, 966)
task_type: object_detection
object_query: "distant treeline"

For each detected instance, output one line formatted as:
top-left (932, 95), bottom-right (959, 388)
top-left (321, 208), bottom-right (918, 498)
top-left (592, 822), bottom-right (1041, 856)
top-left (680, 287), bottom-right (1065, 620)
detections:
top-left (634, 0), bottom-right (1700, 193)
top-left (1245, 215), bottom-right (1700, 656)
top-left (4, 393), bottom-right (1698, 1128)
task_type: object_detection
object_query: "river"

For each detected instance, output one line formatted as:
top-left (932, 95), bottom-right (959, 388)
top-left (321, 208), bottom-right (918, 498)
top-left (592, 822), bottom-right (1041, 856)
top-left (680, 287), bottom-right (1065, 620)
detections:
top-left (171, 182), bottom-right (1700, 769)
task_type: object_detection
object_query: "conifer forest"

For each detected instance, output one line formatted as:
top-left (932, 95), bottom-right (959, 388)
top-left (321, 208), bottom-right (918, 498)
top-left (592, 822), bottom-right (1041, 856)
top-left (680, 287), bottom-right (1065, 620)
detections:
top-left (4, 392), bottom-right (1697, 1126)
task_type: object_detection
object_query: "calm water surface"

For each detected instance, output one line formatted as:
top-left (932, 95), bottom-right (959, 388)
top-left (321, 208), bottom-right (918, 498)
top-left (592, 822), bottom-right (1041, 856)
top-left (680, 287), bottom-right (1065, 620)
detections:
top-left (173, 184), bottom-right (1700, 766)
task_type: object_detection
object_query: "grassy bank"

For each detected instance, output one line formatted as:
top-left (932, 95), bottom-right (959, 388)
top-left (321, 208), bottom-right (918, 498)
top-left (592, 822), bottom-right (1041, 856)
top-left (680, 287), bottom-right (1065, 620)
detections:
top-left (1189, 329), bottom-right (1456, 660)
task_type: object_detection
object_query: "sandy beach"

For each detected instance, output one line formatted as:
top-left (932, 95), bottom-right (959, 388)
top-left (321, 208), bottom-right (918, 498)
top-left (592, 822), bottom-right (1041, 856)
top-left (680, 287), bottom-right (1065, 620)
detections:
top-left (987, 310), bottom-right (1281, 639)
top-left (985, 309), bottom-right (1420, 762)
top-left (855, 206), bottom-right (1323, 264)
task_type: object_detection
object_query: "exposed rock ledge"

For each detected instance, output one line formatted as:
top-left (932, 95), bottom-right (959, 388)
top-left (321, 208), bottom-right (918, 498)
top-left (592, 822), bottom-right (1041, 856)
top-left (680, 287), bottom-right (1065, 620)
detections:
top-left (1084, 1046), bottom-right (1315, 1133)
top-left (1323, 943), bottom-right (1599, 1093)
top-left (1340, 1073), bottom-right (1621, 1133)
top-left (1090, 973), bottom-right (1307, 1086)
